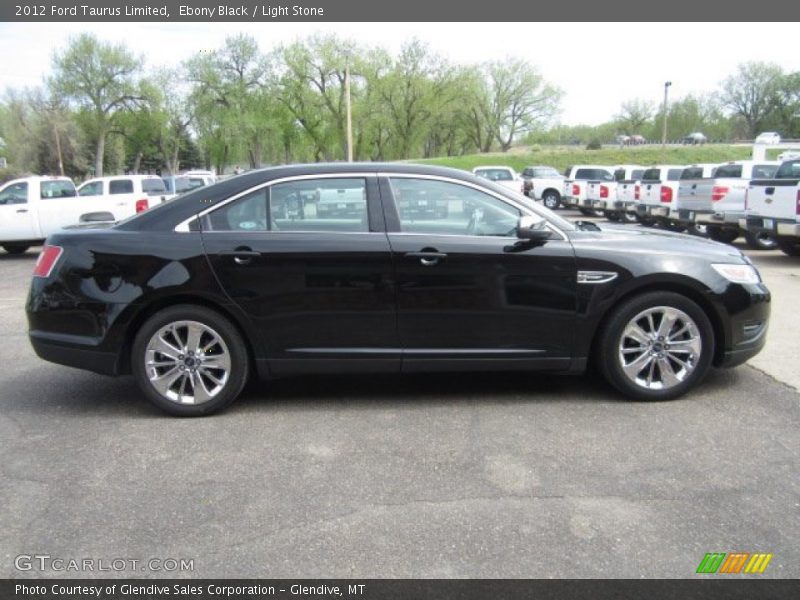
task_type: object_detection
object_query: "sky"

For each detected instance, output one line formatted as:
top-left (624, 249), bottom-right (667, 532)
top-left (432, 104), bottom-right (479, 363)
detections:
top-left (0, 21), bottom-right (798, 125)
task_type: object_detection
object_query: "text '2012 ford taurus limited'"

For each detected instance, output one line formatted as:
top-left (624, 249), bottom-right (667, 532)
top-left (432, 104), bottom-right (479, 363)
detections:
top-left (27, 164), bottom-right (770, 416)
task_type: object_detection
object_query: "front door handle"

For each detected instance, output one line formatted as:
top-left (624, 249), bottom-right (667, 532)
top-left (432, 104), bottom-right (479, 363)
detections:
top-left (219, 247), bottom-right (261, 265)
top-left (16, 209), bottom-right (28, 213)
top-left (404, 251), bottom-right (447, 267)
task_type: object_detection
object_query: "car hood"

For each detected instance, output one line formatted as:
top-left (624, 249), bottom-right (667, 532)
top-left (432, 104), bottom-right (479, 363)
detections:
top-left (567, 223), bottom-right (747, 261)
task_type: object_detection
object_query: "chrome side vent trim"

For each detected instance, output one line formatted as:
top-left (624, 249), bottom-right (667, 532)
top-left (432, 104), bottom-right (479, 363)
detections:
top-left (577, 271), bottom-right (618, 284)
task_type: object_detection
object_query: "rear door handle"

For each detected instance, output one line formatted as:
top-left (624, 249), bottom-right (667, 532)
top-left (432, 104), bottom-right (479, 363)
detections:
top-left (219, 247), bottom-right (261, 265)
top-left (404, 251), bottom-right (447, 267)
top-left (16, 209), bottom-right (28, 213)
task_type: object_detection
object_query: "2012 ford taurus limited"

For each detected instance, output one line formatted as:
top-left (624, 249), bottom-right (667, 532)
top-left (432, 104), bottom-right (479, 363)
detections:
top-left (27, 164), bottom-right (770, 416)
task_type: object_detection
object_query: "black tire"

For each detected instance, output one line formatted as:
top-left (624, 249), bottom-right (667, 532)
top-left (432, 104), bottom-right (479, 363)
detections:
top-left (3, 245), bottom-right (29, 255)
top-left (639, 218), bottom-right (655, 227)
top-left (131, 304), bottom-right (250, 416)
top-left (578, 207), bottom-right (595, 216)
top-left (776, 238), bottom-right (800, 256)
top-left (620, 211), bottom-right (638, 224)
top-left (604, 211), bottom-right (621, 222)
top-left (542, 190), bottom-right (561, 210)
top-left (744, 230), bottom-right (778, 251)
top-left (597, 292), bottom-right (714, 401)
top-left (706, 226), bottom-right (739, 244)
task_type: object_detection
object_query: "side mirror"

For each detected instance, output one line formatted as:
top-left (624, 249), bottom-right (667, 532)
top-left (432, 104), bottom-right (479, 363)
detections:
top-left (517, 214), bottom-right (552, 241)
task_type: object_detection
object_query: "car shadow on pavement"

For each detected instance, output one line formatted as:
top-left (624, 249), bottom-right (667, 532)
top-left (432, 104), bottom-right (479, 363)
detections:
top-left (1, 363), bottom-right (742, 419)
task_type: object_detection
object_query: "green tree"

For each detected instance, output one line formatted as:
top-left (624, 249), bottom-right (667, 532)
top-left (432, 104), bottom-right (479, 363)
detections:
top-left (615, 99), bottom-right (654, 135)
top-left (49, 33), bottom-right (143, 176)
top-left (720, 61), bottom-right (783, 138)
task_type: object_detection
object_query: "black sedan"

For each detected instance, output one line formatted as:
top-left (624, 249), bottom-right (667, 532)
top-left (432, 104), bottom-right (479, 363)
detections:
top-left (27, 163), bottom-right (770, 416)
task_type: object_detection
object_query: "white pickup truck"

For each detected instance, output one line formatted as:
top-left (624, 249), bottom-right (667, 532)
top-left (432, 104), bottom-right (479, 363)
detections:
top-left (77, 174), bottom-right (171, 210)
top-left (742, 158), bottom-right (800, 256)
top-left (675, 160), bottom-right (779, 248)
top-left (0, 176), bottom-right (134, 254)
top-left (472, 166), bottom-right (524, 195)
top-left (587, 165), bottom-right (645, 223)
top-left (562, 165), bottom-right (615, 215)
top-left (520, 165), bottom-right (565, 209)
top-left (635, 164), bottom-right (685, 227)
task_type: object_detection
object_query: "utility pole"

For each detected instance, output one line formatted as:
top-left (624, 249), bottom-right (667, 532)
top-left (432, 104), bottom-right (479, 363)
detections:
top-left (661, 81), bottom-right (672, 150)
top-left (345, 65), bottom-right (353, 162)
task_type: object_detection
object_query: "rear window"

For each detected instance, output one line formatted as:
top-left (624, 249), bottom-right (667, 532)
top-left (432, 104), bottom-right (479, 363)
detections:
top-left (613, 169), bottom-right (625, 182)
top-left (753, 165), bottom-right (778, 179)
top-left (575, 168), bottom-right (612, 181)
top-left (752, 164), bottom-right (778, 178)
top-left (143, 178), bottom-right (167, 195)
top-left (631, 169), bottom-right (644, 180)
top-left (533, 167), bottom-right (559, 178)
top-left (40, 180), bottom-right (77, 199)
top-left (680, 167), bottom-right (704, 179)
top-left (109, 179), bottom-right (134, 194)
top-left (713, 164), bottom-right (743, 178)
top-left (666, 169), bottom-right (683, 181)
top-left (774, 160), bottom-right (800, 179)
top-left (641, 169), bottom-right (661, 181)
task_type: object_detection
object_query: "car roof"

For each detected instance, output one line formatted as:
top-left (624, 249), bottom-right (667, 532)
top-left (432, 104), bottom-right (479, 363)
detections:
top-left (472, 165), bottom-right (515, 171)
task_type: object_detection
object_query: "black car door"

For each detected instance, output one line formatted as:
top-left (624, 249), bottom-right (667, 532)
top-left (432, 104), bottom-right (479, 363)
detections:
top-left (200, 174), bottom-right (400, 374)
top-left (380, 175), bottom-right (577, 372)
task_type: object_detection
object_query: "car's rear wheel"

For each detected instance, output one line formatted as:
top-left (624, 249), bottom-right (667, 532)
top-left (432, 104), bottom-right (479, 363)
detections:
top-left (744, 230), bottom-right (778, 251)
top-left (132, 305), bottom-right (249, 416)
top-left (598, 292), bottom-right (714, 401)
top-left (542, 190), bottom-right (561, 210)
top-left (706, 226), bottom-right (739, 244)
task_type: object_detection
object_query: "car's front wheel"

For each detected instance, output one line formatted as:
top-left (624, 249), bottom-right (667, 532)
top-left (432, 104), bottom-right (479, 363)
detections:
top-left (598, 292), bottom-right (714, 401)
top-left (132, 305), bottom-right (249, 416)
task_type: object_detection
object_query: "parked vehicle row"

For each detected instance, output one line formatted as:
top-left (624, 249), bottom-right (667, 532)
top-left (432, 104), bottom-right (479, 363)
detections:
top-left (0, 171), bottom-right (218, 253)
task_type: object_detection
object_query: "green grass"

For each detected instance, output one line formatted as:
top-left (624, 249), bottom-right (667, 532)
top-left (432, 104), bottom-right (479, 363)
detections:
top-left (411, 145), bottom-right (757, 173)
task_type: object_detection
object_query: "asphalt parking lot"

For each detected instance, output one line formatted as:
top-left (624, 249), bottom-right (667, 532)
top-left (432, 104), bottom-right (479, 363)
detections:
top-left (1, 216), bottom-right (798, 579)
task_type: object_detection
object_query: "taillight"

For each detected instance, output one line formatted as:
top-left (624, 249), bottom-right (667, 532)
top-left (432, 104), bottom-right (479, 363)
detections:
top-left (634, 185), bottom-right (640, 200)
top-left (660, 186), bottom-right (673, 203)
top-left (571, 184), bottom-right (580, 196)
top-left (711, 186), bottom-right (729, 202)
top-left (135, 199), bottom-right (149, 213)
top-left (33, 245), bottom-right (63, 278)
top-left (796, 190), bottom-right (800, 216)
top-left (600, 185), bottom-right (609, 198)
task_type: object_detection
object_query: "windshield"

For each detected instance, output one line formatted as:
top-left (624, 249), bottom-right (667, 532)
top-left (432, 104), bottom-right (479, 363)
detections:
top-left (40, 180), bottom-right (77, 198)
top-left (474, 168), bottom-right (514, 181)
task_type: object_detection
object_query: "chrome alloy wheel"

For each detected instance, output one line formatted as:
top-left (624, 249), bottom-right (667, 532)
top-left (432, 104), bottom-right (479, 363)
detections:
top-left (145, 320), bottom-right (231, 405)
top-left (618, 306), bottom-right (702, 391)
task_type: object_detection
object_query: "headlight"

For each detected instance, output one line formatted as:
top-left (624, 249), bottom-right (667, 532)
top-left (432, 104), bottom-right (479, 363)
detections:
top-left (711, 263), bottom-right (761, 284)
